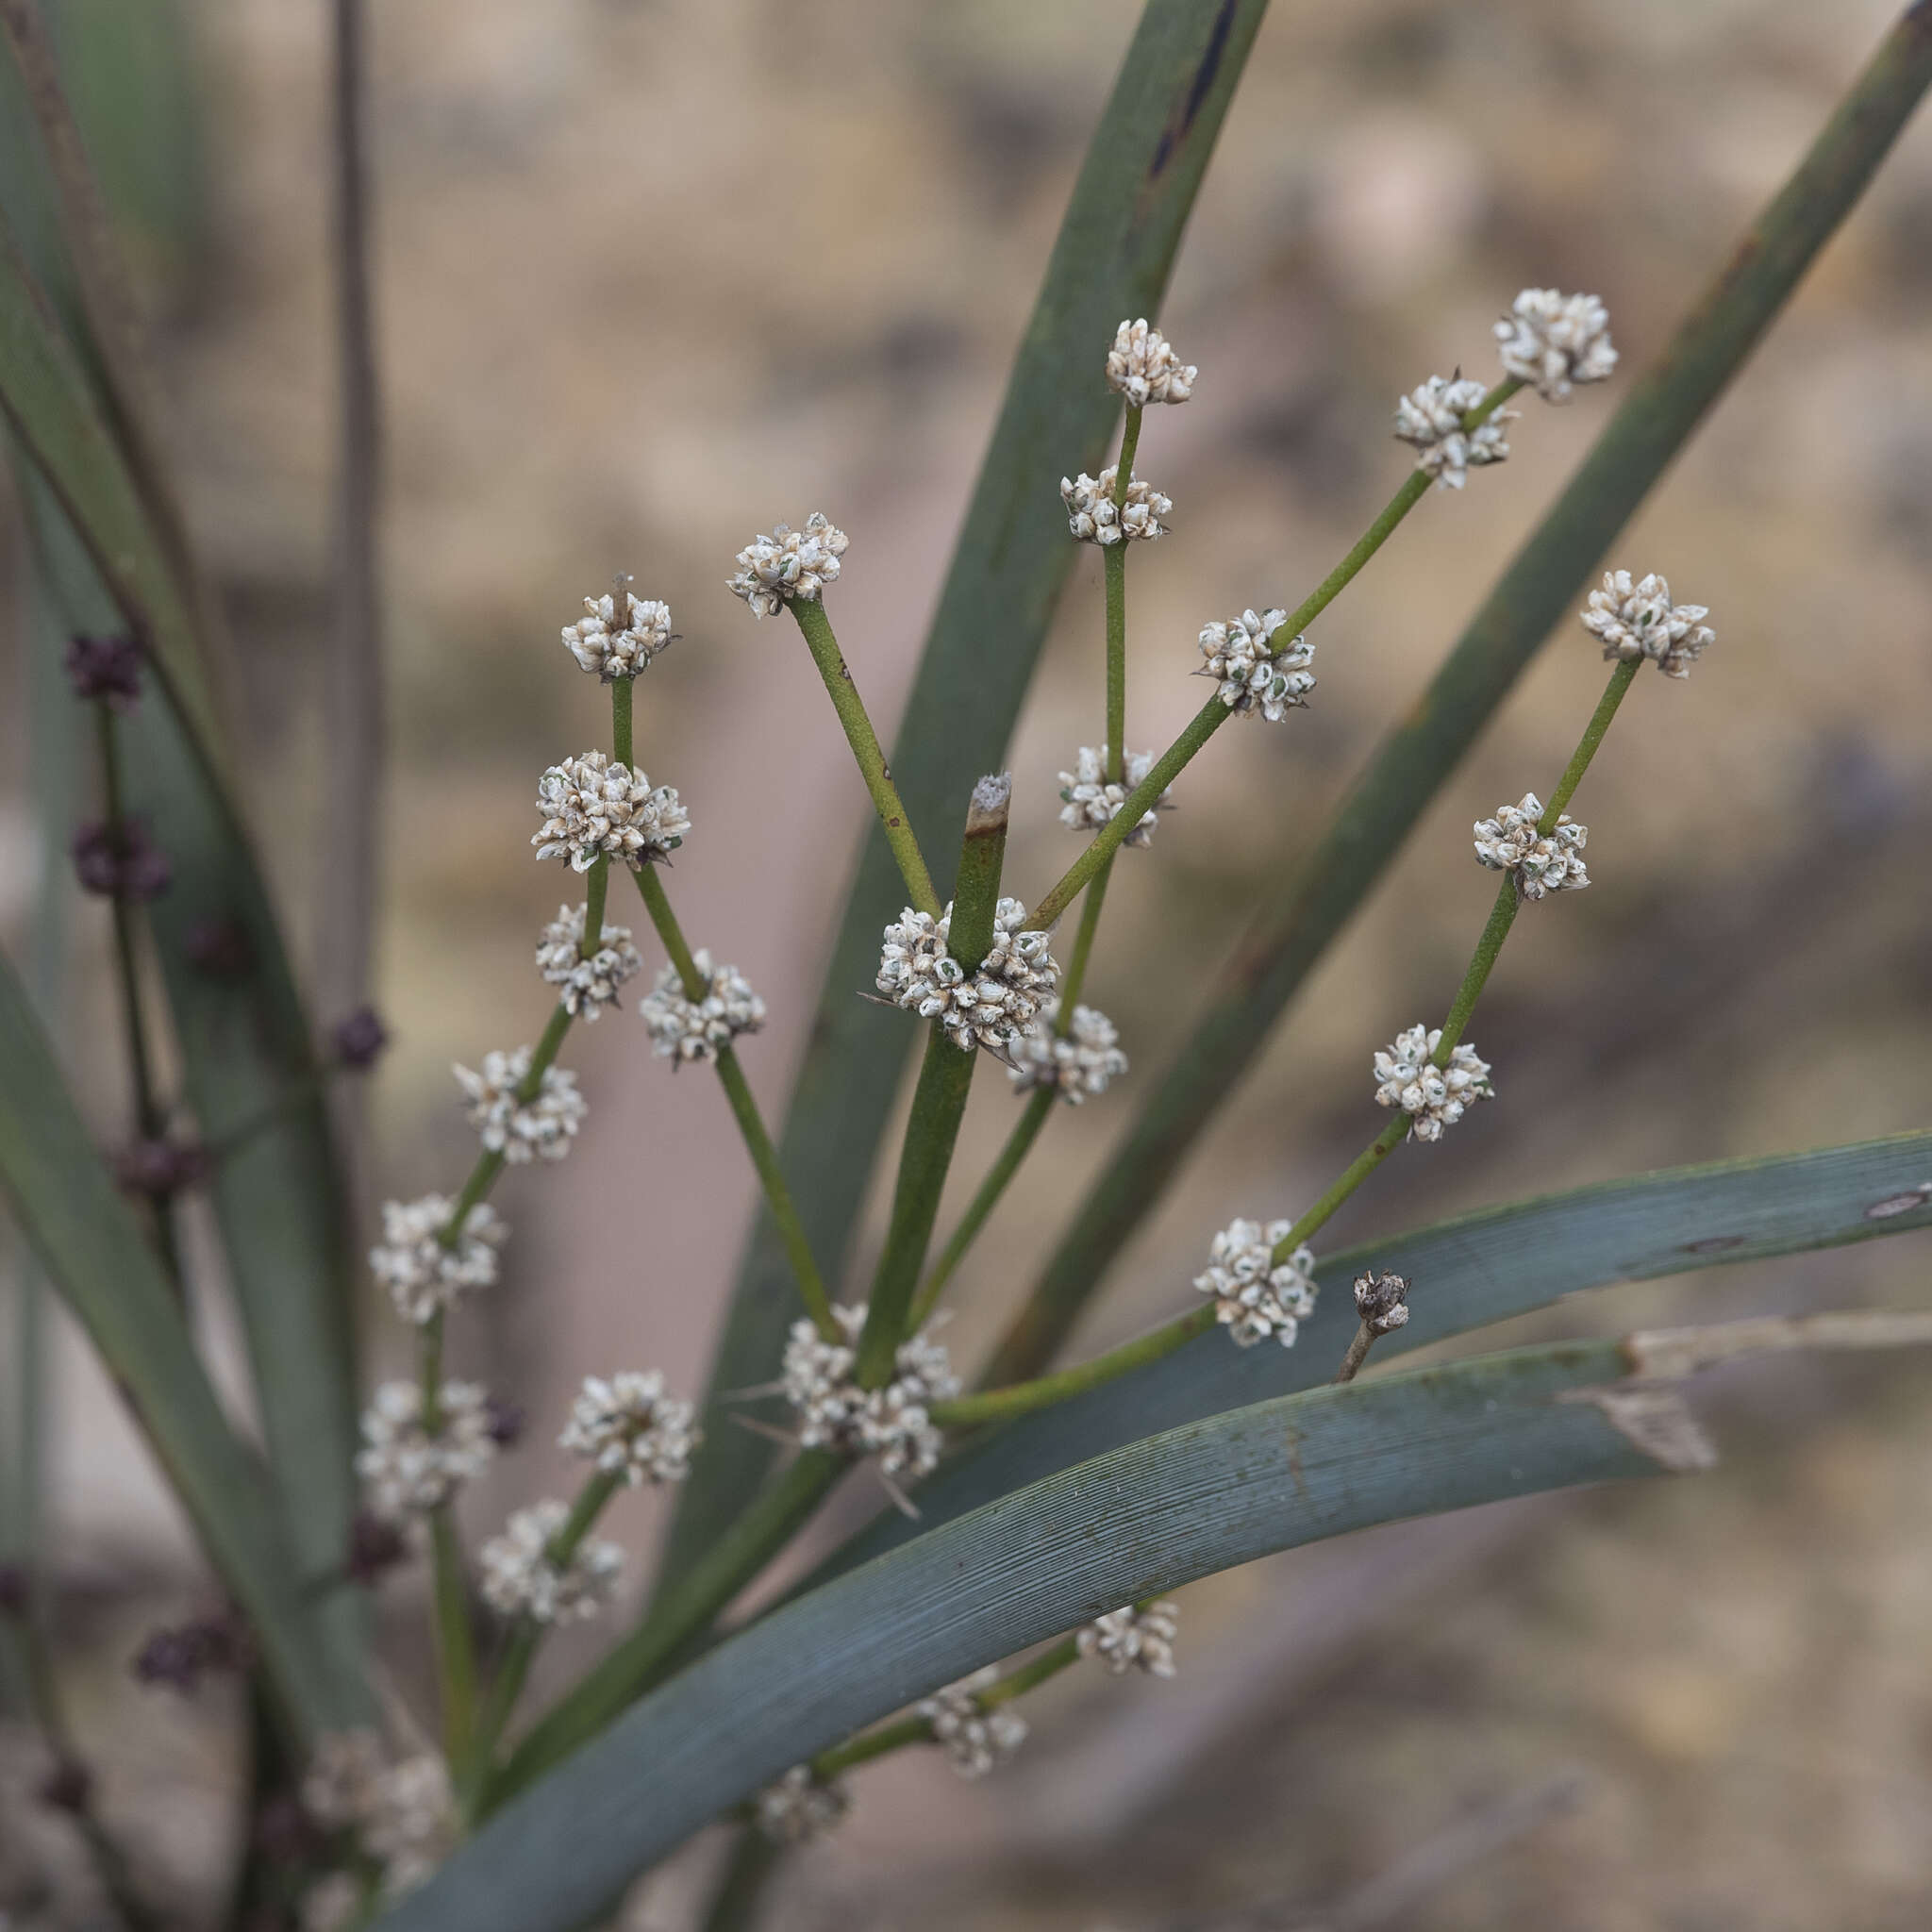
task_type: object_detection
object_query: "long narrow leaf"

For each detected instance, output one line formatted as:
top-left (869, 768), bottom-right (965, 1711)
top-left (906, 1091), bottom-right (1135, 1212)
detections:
top-left (805, 1130), bottom-right (1932, 1586)
top-left (659, 0), bottom-right (1274, 1593)
top-left (22, 478), bottom-right (368, 1689)
top-left (0, 947), bottom-right (365, 1741)
top-left (995, 4), bottom-right (1932, 1379)
top-left (385, 1337), bottom-right (1679, 1932)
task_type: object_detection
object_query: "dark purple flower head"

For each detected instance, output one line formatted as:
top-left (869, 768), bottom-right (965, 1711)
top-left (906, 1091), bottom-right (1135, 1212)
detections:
top-left (132, 1613), bottom-right (252, 1692)
top-left (0, 1561), bottom-right (29, 1616)
top-left (344, 1510), bottom-right (408, 1587)
top-left (73, 817), bottom-right (172, 901)
top-left (484, 1395), bottom-right (526, 1448)
top-left (115, 1136), bottom-right (210, 1201)
top-left (186, 917), bottom-right (255, 979)
top-left (329, 1005), bottom-right (389, 1070)
top-left (64, 633), bottom-right (143, 708)
top-left (39, 1757), bottom-right (92, 1813)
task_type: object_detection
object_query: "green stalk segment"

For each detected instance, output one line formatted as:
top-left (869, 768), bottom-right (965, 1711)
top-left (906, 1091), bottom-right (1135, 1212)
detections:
top-left (941, 1304), bottom-right (1217, 1427)
top-left (611, 675), bottom-right (634, 767)
top-left (790, 599), bottom-right (941, 918)
top-left (854, 777), bottom-right (1009, 1386)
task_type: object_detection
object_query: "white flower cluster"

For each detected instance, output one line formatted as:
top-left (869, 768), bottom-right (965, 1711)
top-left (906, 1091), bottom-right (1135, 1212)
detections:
top-left (535, 904), bottom-right (642, 1019)
top-left (532, 751), bottom-right (689, 873)
top-left (558, 1371), bottom-right (696, 1487)
top-left (479, 1499), bottom-right (625, 1625)
top-left (301, 1732), bottom-right (454, 1904)
top-left (875, 898), bottom-right (1059, 1057)
top-left (356, 1380), bottom-right (496, 1524)
top-left (1193, 1219), bottom-right (1318, 1348)
top-left (1057, 744), bottom-right (1172, 848)
top-left (728, 512), bottom-right (848, 618)
top-left (1106, 318), bottom-right (1196, 407)
top-left (638, 951), bottom-right (767, 1064)
top-left (1474, 792), bottom-right (1589, 899)
top-left (918, 1668), bottom-right (1027, 1779)
top-left (1060, 466), bottom-right (1171, 545)
top-left (1580, 570), bottom-right (1714, 681)
top-left (454, 1048), bottom-right (587, 1163)
top-left (1393, 374), bottom-right (1514, 490)
top-left (369, 1194), bottom-right (507, 1325)
top-left (780, 1304), bottom-right (958, 1482)
top-left (1197, 608), bottom-right (1315, 722)
top-left (1374, 1025), bottom-right (1494, 1141)
top-left (756, 1766), bottom-right (851, 1846)
top-left (1495, 288), bottom-right (1618, 401)
top-left (1007, 1000), bottom-right (1127, 1106)
top-left (1076, 1601), bottom-right (1180, 1678)
top-left (562, 590), bottom-right (673, 681)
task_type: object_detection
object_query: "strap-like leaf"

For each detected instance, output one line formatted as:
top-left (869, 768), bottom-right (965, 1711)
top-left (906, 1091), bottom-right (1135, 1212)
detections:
top-left (383, 1337), bottom-right (1674, 1932)
top-left (657, 0), bottom-right (1274, 1595)
top-left (806, 1131), bottom-right (1932, 1586)
top-left (996, 5), bottom-right (1932, 1379)
top-left (0, 946), bottom-right (364, 1741)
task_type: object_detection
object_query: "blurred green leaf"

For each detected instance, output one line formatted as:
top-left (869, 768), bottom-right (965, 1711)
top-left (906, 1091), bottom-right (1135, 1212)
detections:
top-left (0, 946), bottom-right (363, 1743)
top-left (660, 0), bottom-right (1273, 1601)
top-left (22, 482), bottom-right (369, 1695)
top-left (386, 1336), bottom-right (1682, 1932)
top-left (989, 4), bottom-right (1932, 1384)
top-left (806, 1130), bottom-right (1932, 1587)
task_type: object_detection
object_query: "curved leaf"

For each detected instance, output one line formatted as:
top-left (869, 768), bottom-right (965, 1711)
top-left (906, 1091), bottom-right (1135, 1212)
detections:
top-left (808, 1130), bottom-right (1932, 1587)
top-left (0, 946), bottom-right (363, 1742)
top-left (659, 0), bottom-right (1274, 1594)
top-left (991, 5), bottom-right (1932, 1381)
top-left (385, 1336), bottom-right (1675, 1932)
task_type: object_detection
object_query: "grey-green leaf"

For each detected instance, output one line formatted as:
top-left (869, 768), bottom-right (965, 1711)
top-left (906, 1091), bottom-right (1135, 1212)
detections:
top-left (381, 1337), bottom-right (1669, 1932)
top-left (657, 0), bottom-right (1274, 1598)
top-left (0, 944), bottom-right (364, 1742)
top-left (808, 1130), bottom-right (1932, 1587)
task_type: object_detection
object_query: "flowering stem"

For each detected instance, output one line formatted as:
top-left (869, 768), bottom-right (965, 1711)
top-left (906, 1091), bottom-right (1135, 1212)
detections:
top-left (429, 1506), bottom-right (476, 1766)
top-left (579, 857), bottom-right (609, 960)
top-left (629, 865), bottom-right (839, 1341)
top-left (461, 1469), bottom-right (623, 1814)
top-left (491, 1450), bottom-right (843, 1807)
top-left (436, 999), bottom-right (573, 1250)
top-left (1333, 1322), bottom-right (1377, 1385)
top-left (1269, 1118), bottom-right (1411, 1264)
top-left (978, 1631), bottom-right (1080, 1707)
top-left (610, 675), bottom-right (634, 767)
top-left (789, 598), bottom-right (941, 918)
top-left (812, 1710), bottom-right (933, 1776)
top-left (1026, 698), bottom-right (1226, 933)
top-left (908, 1086), bottom-right (1055, 1331)
top-left (1057, 850), bottom-right (1114, 1015)
top-left (937, 1302), bottom-right (1216, 1427)
top-left (1104, 543), bottom-right (1128, 786)
top-left (1541, 656), bottom-right (1640, 828)
top-left (1023, 379), bottom-right (1525, 940)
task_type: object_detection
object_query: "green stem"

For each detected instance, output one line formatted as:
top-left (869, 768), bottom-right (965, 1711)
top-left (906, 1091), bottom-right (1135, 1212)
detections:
top-left (1433, 876), bottom-right (1519, 1065)
top-left (611, 675), bottom-right (634, 768)
top-left (854, 779), bottom-right (1009, 1385)
top-left (908, 1086), bottom-right (1055, 1331)
top-left (429, 1506), bottom-right (475, 1768)
top-left (1269, 1117), bottom-right (1411, 1263)
top-left (491, 1451), bottom-right (842, 1807)
top-left (631, 865), bottom-right (839, 1341)
top-left (579, 856), bottom-right (609, 958)
top-left (1056, 856), bottom-right (1114, 1015)
top-left (854, 1026), bottom-right (976, 1388)
top-left (978, 1632), bottom-right (1080, 1707)
top-left (811, 1711), bottom-right (933, 1777)
top-left (1023, 380), bottom-right (1524, 940)
top-left (1026, 699), bottom-right (1226, 933)
top-left (1112, 403), bottom-right (1142, 508)
top-left (462, 1470), bottom-right (623, 1811)
top-left (940, 1303), bottom-right (1216, 1426)
top-left (697, 1828), bottom-right (783, 1932)
top-left (1103, 543), bottom-right (1127, 785)
top-left (789, 598), bottom-right (940, 917)
top-left (1542, 657), bottom-right (1640, 827)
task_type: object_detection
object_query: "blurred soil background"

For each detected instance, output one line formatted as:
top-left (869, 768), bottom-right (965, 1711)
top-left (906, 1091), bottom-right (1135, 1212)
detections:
top-left (4, 0), bottom-right (1932, 1925)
